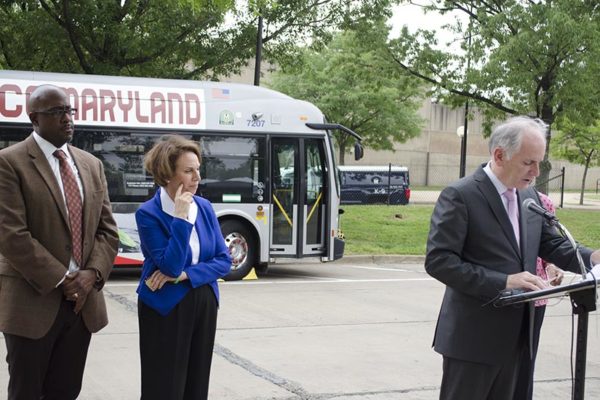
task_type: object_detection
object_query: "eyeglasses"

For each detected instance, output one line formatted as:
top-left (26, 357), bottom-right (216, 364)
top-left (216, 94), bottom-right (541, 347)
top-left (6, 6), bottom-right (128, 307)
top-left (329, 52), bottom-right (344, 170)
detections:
top-left (36, 106), bottom-right (77, 117)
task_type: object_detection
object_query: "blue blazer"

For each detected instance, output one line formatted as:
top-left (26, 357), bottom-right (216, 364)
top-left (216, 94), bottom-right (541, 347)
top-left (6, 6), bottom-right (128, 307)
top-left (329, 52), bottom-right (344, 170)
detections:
top-left (135, 188), bottom-right (231, 316)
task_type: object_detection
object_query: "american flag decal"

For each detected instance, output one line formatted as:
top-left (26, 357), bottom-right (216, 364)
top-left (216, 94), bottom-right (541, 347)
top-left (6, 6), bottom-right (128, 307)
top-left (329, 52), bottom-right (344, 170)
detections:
top-left (211, 88), bottom-right (230, 99)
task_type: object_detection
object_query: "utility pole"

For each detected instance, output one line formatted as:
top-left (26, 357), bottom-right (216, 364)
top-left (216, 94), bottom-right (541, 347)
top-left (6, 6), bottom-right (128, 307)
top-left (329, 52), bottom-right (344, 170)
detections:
top-left (459, 14), bottom-right (472, 178)
top-left (253, 15), bottom-right (263, 86)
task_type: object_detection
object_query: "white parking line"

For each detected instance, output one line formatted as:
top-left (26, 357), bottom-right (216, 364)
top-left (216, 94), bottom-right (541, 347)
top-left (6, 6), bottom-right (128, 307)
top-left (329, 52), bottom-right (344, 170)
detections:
top-left (222, 277), bottom-right (435, 285)
top-left (106, 282), bottom-right (139, 287)
top-left (105, 277), bottom-right (435, 288)
top-left (344, 265), bottom-right (425, 273)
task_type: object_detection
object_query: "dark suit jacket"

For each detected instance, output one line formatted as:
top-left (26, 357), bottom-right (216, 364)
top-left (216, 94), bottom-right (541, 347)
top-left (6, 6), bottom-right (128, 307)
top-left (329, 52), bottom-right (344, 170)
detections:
top-left (425, 165), bottom-right (592, 365)
top-left (0, 134), bottom-right (119, 339)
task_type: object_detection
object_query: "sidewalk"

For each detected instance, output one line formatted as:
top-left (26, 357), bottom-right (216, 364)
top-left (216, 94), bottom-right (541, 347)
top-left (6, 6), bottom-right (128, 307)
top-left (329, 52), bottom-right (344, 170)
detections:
top-left (410, 190), bottom-right (600, 210)
top-left (552, 192), bottom-right (600, 210)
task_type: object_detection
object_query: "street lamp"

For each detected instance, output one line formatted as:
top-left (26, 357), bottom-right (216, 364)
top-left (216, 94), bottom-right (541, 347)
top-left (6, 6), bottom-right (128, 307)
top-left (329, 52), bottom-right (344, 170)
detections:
top-left (456, 122), bottom-right (468, 178)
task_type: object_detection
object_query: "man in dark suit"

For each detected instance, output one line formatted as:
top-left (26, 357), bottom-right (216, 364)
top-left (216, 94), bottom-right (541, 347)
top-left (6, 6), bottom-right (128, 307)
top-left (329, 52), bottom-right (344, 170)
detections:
top-left (425, 116), bottom-right (600, 400)
top-left (0, 85), bottom-right (119, 399)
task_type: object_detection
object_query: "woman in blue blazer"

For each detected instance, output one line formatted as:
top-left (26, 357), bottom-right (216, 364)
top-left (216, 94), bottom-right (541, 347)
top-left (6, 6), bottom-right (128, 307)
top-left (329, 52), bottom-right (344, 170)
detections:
top-left (135, 135), bottom-right (231, 400)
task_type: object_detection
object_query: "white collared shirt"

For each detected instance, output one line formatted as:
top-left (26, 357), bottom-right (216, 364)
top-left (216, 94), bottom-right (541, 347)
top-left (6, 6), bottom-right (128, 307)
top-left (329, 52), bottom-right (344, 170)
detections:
top-left (484, 163), bottom-right (596, 268)
top-left (483, 162), bottom-right (513, 214)
top-left (33, 132), bottom-right (84, 201)
top-left (33, 132), bottom-right (84, 273)
top-left (160, 188), bottom-right (200, 265)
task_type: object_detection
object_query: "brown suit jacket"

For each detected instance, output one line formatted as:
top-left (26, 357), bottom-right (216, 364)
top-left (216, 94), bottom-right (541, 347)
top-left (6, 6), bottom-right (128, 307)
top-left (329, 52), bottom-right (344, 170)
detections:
top-left (0, 134), bottom-right (119, 339)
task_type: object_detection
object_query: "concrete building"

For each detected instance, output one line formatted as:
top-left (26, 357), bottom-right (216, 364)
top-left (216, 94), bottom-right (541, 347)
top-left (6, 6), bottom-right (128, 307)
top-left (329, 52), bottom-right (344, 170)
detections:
top-left (343, 99), bottom-right (600, 191)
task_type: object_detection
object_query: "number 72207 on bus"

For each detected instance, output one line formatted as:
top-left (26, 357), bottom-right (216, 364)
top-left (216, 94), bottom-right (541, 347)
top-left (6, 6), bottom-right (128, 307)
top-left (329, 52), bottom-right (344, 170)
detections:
top-left (0, 70), bottom-right (363, 280)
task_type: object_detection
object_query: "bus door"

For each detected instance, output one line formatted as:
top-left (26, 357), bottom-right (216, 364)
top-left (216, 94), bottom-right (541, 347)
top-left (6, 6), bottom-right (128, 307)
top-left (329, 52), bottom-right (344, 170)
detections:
top-left (270, 138), bottom-right (327, 257)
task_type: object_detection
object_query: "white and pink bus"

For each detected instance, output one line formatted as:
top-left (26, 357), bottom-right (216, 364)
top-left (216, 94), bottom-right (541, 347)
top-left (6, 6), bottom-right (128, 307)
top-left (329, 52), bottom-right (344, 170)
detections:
top-left (0, 70), bottom-right (363, 280)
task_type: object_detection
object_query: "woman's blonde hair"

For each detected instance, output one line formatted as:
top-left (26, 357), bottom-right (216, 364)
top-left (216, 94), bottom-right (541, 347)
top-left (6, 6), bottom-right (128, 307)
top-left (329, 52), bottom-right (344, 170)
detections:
top-left (144, 135), bottom-right (201, 187)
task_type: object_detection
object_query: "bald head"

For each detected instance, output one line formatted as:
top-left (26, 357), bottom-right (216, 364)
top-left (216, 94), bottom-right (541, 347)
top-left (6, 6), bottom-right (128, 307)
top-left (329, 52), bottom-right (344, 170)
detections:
top-left (28, 85), bottom-right (68, 113)
top-left (28, 84), bottom-right (75, 147)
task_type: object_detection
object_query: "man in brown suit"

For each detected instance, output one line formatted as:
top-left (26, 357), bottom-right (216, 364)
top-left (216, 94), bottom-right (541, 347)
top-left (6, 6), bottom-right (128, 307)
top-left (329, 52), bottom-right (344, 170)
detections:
top-left (0, 85), bottom-right (119, 400)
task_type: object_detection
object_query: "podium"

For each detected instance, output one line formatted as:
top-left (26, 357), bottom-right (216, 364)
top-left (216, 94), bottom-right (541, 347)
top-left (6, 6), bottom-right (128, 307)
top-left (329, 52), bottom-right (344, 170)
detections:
top-left (495, 275), bottom-right (599, 400)
top-left (504, 201), bottom-right (600, 399)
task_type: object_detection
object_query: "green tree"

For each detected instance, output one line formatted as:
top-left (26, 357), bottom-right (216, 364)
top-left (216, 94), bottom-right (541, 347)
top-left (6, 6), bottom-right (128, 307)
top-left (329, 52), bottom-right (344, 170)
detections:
top-left (0, 0), bottom-right (247, 77)
top-left (388, 0), bottom-right (600, 192)
top-left (552, 115), bottom-right (600, 205)
top-left (247, 0), bottom-right (397, 68)
top-left (0, 0), bottom-right (394, 79)
top-left (268, 22), bottom-right (424, 164)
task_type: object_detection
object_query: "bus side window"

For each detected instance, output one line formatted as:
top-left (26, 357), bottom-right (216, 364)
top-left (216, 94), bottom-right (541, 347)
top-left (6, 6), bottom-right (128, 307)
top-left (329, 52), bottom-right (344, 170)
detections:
top-left (198, 135), bottom-right (265, 204)
top-left (73, 130), bottom-right (157, 202)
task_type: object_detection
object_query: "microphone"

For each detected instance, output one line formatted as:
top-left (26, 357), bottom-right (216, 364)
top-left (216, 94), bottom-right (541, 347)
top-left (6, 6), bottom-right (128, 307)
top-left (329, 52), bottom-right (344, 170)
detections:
top-left (524, 198), bottom-right (588, 277)
top-left (522, 198), bottom-right (558, 222)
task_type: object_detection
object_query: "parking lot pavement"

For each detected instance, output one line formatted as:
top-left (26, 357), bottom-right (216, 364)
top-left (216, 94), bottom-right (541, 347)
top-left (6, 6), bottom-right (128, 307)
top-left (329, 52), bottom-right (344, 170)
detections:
top-left (1, 262), bottom-right (599, 399)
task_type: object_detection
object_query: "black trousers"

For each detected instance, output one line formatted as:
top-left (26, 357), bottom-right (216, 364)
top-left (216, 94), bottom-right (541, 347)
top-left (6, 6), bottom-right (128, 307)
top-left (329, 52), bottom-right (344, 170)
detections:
top-left (3, 299), bottom-right (91, 400)
top-left (440, 347), bottom-right (525, 400)
top-left (440, 309), bottom-right (528, 400)
top-left (138, 284), bottom-right (218, 400)
top-left (513, 306), bottom-right (546, 400)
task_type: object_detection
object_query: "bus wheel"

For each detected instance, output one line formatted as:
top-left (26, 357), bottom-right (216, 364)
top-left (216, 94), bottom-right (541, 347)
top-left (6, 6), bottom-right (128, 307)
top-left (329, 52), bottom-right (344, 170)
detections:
top-left (221, 220), bottom-right (257, 281)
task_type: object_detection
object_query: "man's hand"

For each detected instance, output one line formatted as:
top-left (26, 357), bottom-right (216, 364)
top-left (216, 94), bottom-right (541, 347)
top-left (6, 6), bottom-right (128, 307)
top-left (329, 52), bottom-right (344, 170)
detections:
top-left (591, 250), bottom-right (600, 266)
top-left (73, 291), bottom-right (88, 314)
top-left (505, 271), bottom-right (548, 292)
top-left (62, 269), bottom-right (97, 313)
top-left (545, 263), bottom-right (564, 286)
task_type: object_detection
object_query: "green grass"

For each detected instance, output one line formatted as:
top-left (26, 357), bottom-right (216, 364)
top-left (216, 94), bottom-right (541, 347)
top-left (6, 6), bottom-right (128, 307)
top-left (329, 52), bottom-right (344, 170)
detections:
top-left (554, 208), bottom-right (600, 249)
top-left (341, 205), bottom-right (433, 255)
top-left (341, 205), bottom-right (600, 255)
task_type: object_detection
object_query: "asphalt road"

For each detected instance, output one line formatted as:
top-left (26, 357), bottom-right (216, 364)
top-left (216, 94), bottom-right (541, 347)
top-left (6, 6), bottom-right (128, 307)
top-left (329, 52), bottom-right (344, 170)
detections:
top-left (1, 260), bottom-right (599, 399)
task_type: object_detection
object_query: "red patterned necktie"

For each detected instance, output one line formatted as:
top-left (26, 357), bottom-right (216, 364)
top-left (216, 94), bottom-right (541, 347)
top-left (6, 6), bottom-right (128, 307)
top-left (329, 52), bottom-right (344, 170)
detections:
top-left (53, 149), bottom-right (83, 266)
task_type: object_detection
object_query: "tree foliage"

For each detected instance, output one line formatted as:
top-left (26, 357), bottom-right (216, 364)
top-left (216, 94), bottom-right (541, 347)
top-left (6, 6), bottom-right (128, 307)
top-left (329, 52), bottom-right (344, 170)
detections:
top-left (552, 114), bottom-right (600, 205)
top-left (268, 22), bottom-right (424, 164)
top-left (0, 0), bottom-right (238, 77)
top-left (388, 0), bottom-right (600, 190)
top-left (0, 0), bottom-right (394, 79)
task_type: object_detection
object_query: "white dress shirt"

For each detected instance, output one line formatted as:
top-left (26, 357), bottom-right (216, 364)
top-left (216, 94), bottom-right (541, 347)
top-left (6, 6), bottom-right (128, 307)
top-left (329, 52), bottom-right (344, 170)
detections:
top-left (160, 187), bottom-right (200, 265)
top-left (33, 132), bottom-right (84, 274)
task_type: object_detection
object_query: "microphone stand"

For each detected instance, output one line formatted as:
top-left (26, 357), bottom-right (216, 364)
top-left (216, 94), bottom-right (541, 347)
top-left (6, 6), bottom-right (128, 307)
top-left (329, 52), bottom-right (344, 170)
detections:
top-left (551, 218), bottom-right (596, 400)
top-left (554, 219), bottom-right (588, 277)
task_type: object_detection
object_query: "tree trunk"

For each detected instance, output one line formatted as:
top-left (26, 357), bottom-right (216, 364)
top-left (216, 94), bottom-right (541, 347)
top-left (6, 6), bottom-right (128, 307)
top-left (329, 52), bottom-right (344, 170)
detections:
top-left (338, 142), bottom-right (346, 165)
top-left (535, 107), bottom-right (555, 194)
top-left (579, 152), bottom-right (593, 205)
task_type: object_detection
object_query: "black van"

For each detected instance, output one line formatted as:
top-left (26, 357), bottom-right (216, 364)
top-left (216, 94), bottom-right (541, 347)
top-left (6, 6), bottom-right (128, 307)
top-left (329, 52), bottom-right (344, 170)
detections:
top-left (338, 165), bottom-right (410, 205)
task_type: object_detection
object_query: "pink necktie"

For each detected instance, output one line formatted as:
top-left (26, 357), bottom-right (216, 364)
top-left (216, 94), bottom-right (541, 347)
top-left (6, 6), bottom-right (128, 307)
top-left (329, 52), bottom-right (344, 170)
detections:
top-left (54, 150), bottom-right (83, 266)
top-left (503, 189), bottom-right (520, 247)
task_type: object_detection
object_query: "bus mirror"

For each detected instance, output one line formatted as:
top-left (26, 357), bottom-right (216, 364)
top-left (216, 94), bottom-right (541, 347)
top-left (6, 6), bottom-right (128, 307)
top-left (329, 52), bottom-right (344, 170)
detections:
top-left (354, 142), bottom-right (364, 161)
